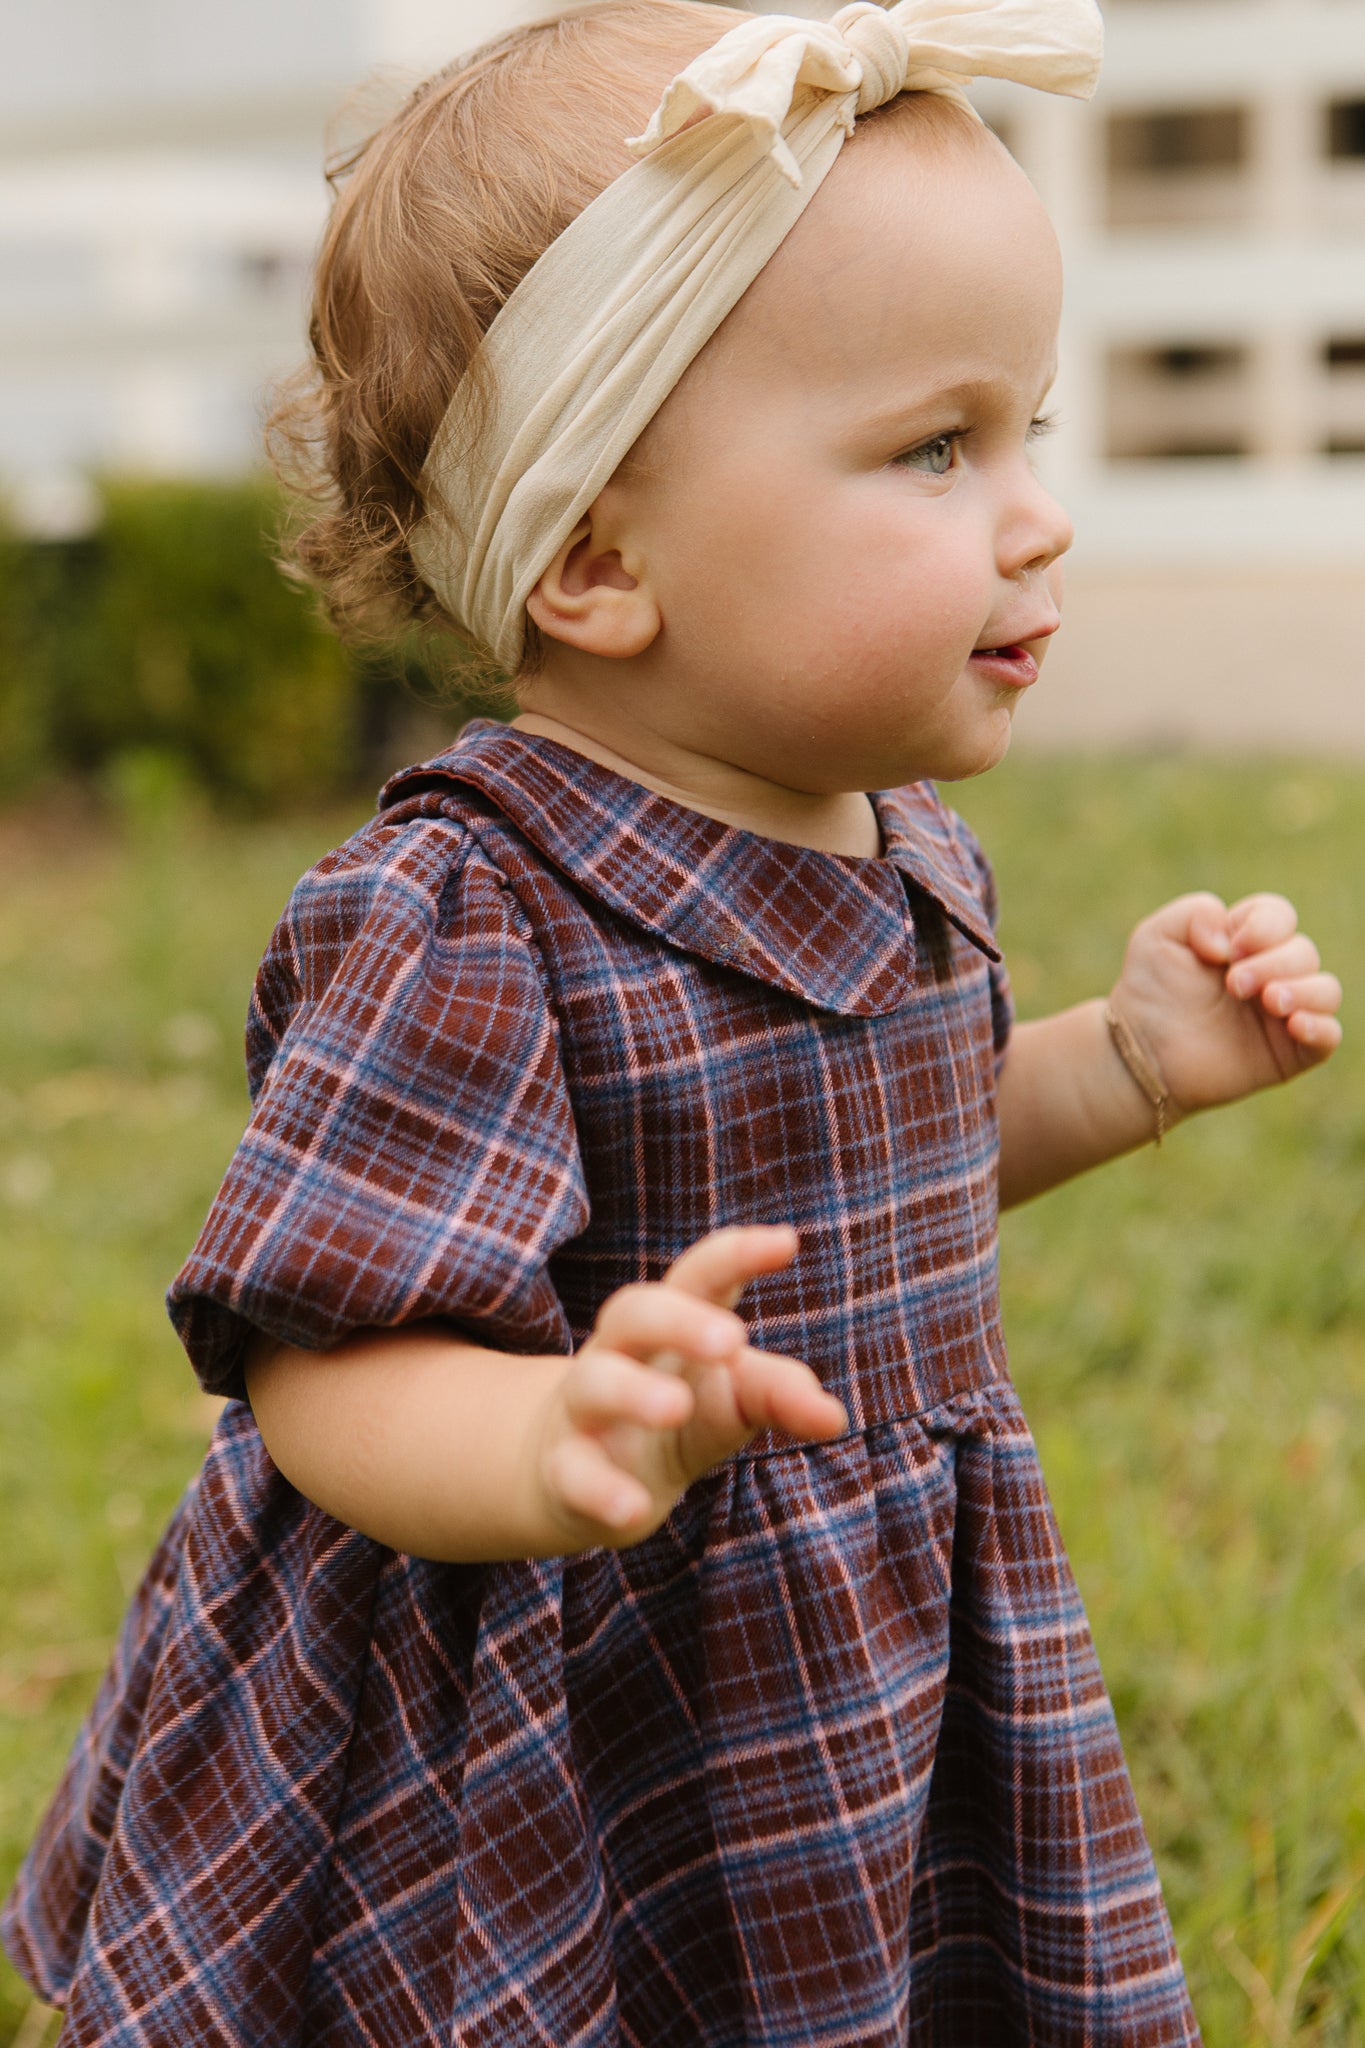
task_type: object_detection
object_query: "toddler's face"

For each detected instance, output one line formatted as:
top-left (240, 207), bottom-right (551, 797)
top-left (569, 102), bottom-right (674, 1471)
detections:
top-left (609, 114), bottom-right (1072, 792)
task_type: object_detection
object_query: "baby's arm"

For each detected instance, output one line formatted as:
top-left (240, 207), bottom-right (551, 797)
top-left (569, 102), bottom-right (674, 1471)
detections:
top-left (246, 1225), bottom-right (846, 1562)
top-left (997, 891), bottom-right (1343, 1208)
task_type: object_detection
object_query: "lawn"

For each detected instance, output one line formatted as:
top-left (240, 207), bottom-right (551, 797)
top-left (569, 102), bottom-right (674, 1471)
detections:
top-left (0, 751), bottom-right (1361, 2045)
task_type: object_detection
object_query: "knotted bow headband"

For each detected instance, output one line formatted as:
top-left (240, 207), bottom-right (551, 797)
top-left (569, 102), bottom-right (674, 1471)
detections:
top-left (409, 0), bottom-right (1104, 672)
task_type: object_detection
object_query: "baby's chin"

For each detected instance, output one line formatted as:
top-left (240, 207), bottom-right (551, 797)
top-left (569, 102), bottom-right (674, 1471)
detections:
top-left (929, 708), bottom-right (1021, 786)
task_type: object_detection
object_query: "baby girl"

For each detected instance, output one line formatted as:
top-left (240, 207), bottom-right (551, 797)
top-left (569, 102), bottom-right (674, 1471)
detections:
top-left (4, 5), bottom-right (1341, 2042)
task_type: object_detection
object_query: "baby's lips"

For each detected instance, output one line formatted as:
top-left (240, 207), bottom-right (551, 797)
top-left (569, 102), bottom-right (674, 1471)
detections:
top-left (1017, 619), bottom-right (1062, 652)
top-left (973, 618), bottom-right (1060, 657)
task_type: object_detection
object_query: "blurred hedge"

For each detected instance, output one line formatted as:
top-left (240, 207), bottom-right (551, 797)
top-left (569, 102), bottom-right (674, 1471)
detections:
top-left (0, 477), bottom-right (489, 809)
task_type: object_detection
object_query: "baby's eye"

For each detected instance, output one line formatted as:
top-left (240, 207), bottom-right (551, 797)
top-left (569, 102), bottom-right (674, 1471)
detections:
top-left (1027, 412), bottom-right (1059, 442)
top-left (894, 431), bottom-right (960, 476)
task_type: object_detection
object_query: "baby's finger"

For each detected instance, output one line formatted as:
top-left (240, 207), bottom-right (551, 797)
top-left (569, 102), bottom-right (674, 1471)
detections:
top-left (1227, 892), bottom-right (1299, 959)
top-left (592, 1282), bottom-right (745, 1365)
top-left (665, 1223), bottom-right (799, 1312)
top-left (1259, 971), bottom-right (1342, 1021)
top-left (1179, 892), bottom-right (1233, 964)
top-left (543, 1433), bottom-right (652, 1533)
top-left (1285, 1009), bottom-right (1344, 1057)
top-left (564, 1349), bottom-right (694, 1433)
top-left (731, 1348), bottom-right (848, 1441)
top-left (1226, 934), bottom-right (1320, 1000)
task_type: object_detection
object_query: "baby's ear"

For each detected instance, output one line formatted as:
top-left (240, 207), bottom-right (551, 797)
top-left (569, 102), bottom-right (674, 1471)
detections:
top-left (526, 502), bottom-right (661, 659)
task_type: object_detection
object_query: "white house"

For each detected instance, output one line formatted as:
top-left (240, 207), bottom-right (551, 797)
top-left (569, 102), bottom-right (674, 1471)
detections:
top-left (984, 0), bottom-right (1365, 746)
top-left (2, 0), bottom-right (1361, 744)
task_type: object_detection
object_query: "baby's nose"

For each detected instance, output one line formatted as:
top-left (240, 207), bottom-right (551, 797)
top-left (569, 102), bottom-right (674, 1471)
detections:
top-left (1004, 476), bottom-right (1074, 580)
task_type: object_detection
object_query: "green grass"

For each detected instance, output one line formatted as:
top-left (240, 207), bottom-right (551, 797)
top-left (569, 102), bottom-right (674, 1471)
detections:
top-left (0, 753), bottom-right (1362, 2045)
top-left (955, 756), bottom-right (1365, 2046)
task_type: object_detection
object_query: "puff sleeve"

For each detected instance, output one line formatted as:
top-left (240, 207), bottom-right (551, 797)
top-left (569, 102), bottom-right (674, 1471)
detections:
top-left (168, 818), bottom-right (589, 1401)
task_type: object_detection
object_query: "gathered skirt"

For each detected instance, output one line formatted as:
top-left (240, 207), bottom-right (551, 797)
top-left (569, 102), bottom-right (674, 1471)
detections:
top-left (3, 1383), bottom-right (1199, 2046)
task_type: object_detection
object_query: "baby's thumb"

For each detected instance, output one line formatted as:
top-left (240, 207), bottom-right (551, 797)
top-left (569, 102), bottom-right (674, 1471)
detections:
top-left (1175, 892), bottom-right (1232, 965)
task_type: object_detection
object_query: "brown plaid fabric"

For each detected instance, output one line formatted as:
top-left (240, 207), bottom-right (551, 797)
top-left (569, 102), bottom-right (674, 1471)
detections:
top-left (4, 723), bottom-right (1199, 2044)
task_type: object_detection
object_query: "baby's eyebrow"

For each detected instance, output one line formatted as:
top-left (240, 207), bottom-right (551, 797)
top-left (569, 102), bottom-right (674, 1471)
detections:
top-left (862, 380), bottom-right (993, 429)
top-left (865, 370), bottom-right (1059, 436)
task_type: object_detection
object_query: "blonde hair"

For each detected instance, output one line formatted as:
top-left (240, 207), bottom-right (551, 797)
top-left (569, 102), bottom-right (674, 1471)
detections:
top-left (269, 2), bottom-right (989, 669)
top-left (269, 2), bottom-right (739, 659)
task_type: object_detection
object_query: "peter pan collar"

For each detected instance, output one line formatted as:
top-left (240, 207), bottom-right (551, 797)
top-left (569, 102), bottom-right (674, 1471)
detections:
top-left (380, 721), bottom-right (999, 1019)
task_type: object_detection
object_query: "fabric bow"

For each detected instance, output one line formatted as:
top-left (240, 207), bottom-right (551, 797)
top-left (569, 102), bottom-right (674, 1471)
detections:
top-left (630, 0), bottom-right (1103, 186)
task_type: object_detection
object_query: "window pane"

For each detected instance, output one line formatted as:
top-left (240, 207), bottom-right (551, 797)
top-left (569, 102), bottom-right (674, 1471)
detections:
top-left (1327, 100), bottom-right (1365, 161)
top-left (1109, 106), bottom-right (1248, 176)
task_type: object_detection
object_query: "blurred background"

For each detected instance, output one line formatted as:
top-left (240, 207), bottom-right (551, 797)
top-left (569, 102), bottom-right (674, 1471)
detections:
top-left (0, 4), bottom-right (1363, 2046)
top-left (1, 0), bottom-right (1363, 768)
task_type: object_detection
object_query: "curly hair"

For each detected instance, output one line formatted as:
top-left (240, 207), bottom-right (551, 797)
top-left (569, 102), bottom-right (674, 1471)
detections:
top-left (267, 2), bottom-right (739, 674)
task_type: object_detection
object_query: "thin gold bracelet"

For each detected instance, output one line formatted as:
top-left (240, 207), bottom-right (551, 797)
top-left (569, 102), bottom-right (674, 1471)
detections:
top-left (1103, 1002), bottom-right (1170, 1148)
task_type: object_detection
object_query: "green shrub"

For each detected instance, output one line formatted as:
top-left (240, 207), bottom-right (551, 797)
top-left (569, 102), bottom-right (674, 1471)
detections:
top-left (0, 478), bottom-right (490, 809)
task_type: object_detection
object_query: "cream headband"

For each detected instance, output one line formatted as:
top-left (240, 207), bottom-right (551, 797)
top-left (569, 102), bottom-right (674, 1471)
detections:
top-left (409, 0), bottom-right (1104, 672)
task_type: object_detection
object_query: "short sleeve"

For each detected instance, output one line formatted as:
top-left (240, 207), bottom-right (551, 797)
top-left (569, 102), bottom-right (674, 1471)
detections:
top-left (168, 818), bottom-right (589, 1401)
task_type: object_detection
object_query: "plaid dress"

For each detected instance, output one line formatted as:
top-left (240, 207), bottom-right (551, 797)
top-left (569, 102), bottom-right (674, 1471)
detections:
top-left (4, 721), bottom-right (1200, 2046)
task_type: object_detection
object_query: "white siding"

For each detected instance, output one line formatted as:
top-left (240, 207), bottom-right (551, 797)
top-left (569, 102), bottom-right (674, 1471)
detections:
top-left (0, 0), bottom-right (1360, 741)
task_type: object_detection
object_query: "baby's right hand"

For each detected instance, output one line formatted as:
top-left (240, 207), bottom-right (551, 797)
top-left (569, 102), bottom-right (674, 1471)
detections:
top-left (530, 1225), bottom-right (847, 1551)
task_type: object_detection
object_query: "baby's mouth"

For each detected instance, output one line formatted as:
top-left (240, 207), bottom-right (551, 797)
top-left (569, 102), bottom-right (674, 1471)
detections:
top-left (968, 643), bottom-right (1039, 687)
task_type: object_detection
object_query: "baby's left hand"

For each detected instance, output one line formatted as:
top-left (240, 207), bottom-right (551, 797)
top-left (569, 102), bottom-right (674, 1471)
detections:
top-left (1111, 892), bottom-right (1342, 1120)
